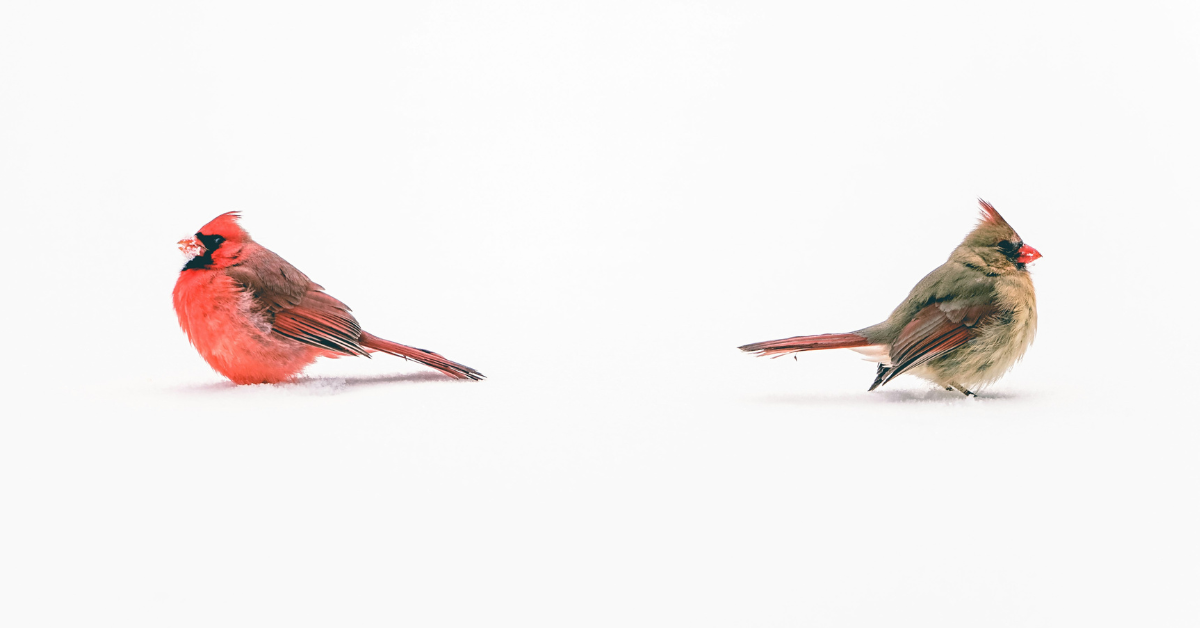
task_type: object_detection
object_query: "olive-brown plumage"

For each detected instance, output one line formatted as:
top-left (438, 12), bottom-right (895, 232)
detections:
top-left (739, 200), bottom-right (1040, 395)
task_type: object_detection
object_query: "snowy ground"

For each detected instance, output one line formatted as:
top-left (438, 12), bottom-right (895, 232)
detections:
top-left (3, 1), bottom-right (1198, 626)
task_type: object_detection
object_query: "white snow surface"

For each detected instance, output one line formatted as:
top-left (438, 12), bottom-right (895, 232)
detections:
top-left (2, 2), bottom-right (1198, 626)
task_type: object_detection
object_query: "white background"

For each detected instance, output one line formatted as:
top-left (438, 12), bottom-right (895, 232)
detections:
top-left (2, 1), bottom-right (1197, 626)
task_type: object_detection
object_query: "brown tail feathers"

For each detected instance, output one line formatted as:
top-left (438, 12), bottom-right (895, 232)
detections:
top-left (738, 333), bottom-right (870, 358)
top-left (360, 331), bottom-right (485, 381)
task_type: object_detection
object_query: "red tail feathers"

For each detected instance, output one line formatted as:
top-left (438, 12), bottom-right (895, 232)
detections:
top-left (738, 333), bottom-right (871, 358)
top-left (359, 331), bottom-right (485, 380)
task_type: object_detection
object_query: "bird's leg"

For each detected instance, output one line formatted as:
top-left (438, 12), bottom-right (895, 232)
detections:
top-left (946, 384), bottom-right (976, 397)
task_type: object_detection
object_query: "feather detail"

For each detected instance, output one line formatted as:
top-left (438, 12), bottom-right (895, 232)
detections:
top-left (977, 198), bottom-right (1018, 234)
top-left (360, 332), bottom-right (485, 380)
top-left (197, 211), bottom-right (244, 239)
top-left (270, 291), bottom-right (369, 357)
top-left (739, 333), bottom-right (872, 358)
top-left (978, 198), bottom-right (1003, 225)
top-left (869, 301), bottom-right (995, 390)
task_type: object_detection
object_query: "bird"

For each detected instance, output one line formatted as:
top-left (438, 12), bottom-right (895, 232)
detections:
top-left (738, 199), bottom-right (1040, 396)
top-left (172, 212), bottom-right (484, 384)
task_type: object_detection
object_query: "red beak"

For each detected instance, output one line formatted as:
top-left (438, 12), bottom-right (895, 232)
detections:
top-left (1016, 244), bottom-right (1042, 264)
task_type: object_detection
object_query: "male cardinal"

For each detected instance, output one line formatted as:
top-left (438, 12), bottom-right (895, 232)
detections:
top-left (739, 199), bottom-right (1040, 395)
top-left (173, 212), bottom-right (484, 384)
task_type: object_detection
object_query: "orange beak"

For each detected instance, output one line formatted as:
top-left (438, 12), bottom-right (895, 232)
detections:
top-left (1016, 244), bottom-right (1042, 264)
top-left (178, 236), bottom-right (205, 261)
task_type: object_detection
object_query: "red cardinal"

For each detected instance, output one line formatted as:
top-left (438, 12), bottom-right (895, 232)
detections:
top-left (173, 212), bottom-right (484, 384)
top-left (739, 200), bottom-right (1040, 395)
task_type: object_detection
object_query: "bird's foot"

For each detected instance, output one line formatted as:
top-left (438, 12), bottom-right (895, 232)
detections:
top-left (947, 385), bottom-right (976, 397)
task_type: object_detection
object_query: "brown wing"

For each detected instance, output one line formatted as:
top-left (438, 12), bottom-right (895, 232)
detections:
top-left (225, 246), bottom-right (369, 357)
top-left (271, 291), bottom-right (369, 356)
top-left (225, 247), bottom-right (318, 314)
top-left (871, 301), bottom-right (995, 389)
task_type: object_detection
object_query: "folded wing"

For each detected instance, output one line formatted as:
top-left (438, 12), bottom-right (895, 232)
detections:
top-left (225, 248), bottom-right (369, 357)
top-left (870, 301), bottom-right (994, 390)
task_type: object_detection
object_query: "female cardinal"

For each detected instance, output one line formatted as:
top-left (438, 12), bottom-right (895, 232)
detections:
top-left (739, 199), bottom-right (1040, 395)
top-left (173, 212), bottom-right (484, 384)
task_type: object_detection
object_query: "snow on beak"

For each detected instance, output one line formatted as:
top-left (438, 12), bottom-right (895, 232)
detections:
top-left (1016, 244), bottom-right (1042, 264)
top-left (178, 235), bottom-right (205, 261)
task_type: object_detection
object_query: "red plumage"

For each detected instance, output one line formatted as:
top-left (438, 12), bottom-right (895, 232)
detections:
top-left (172, 213), bottom-right (483, 384)
top-left (738, 333), bottom-right (871, 358)
top-left (978, 198), bottom-right (1005, 225)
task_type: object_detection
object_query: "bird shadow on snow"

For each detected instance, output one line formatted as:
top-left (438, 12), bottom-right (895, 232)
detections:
top-left (334, 371), bottom-right (453, 388)
top-left (756, 386), bottom-right (1027, 406)
top-left (169, 371), bottom-right (455, 396)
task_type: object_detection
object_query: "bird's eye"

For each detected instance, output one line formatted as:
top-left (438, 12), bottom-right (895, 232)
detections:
top-left (997, 240), bottom-right (1016, 253)
top-left (196, 232), bottom-right (226, 251)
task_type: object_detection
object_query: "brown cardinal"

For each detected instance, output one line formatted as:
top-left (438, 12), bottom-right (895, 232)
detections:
top-left (173, 212), bottom-right (484, 384)
top-left (739, 200), bottom-right (1040, 395)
